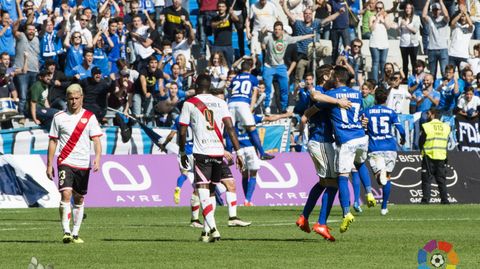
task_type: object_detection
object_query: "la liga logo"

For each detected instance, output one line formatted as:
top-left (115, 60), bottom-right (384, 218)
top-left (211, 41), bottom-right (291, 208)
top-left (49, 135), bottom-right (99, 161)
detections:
top-left (418, 240), bottom-right (459, 268)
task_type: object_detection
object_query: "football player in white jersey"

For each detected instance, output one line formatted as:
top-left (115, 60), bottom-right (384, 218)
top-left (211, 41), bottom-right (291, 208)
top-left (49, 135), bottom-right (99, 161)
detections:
top-left (179, 74), bottom-right (244, 242)
top-left (46, 84), bottom-right (103, 244)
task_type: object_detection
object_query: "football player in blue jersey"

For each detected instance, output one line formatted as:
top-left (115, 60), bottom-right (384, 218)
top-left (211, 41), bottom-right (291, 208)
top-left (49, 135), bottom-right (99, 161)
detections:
top-left (161, 116), bottom-right (203, 228)
top-left (364, 86), bottom-right (406, 216)
top-left (228, 60), bottom-right (275, 160)
top-left (295, 66), bottom-right (343, 241)
top-left (321, 66), bottom-right (376, 233)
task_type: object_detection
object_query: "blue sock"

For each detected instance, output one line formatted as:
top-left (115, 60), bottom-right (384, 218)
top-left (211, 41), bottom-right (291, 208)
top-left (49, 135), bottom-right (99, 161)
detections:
top-left (247, 129), bottom-right (266, 156)
top-left (176, 174), bottom-right (188, 188)
top-left (318, 186), bottom-right (338, 225)
top-left (302, 182), bottom-right (324, 219)
top-left (382, 181), bottom-right (391, 210)
top-left (355, 163), bottom-right (372, 194)
top-left (338, 176), bottom-right (351, 216)
top-left (246, 177), bottom-right (257, 202)
top-left (242, 176), bottom-right (248, 198)
top-left (351, 171), bottom-right (361, 205)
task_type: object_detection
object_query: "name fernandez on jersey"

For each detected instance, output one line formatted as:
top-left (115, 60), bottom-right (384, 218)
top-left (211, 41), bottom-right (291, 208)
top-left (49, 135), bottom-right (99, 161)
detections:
top-left (325, 86), bottom-right (365, 144)
top-left (228, 73), bottom-right (258, 103)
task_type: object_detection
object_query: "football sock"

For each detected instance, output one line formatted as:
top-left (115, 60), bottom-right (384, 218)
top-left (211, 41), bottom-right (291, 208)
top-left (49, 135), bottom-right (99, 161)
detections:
top-left (247, 129), bottom-right (265, 156)
top-left (382, 181), bottom-right (392, 210)
top-left (302, 182), bottom-right (324, 219)
top-left (355, 163), bottom-right (372, 194)
top-left (190, 194), bottom-right (200, 220)
top-left (245, 177), bottom-right (257, 202)
top-left (59, 201), bottom-right (71, 234)
top-left (338, 175), bottom-right (351, 216)
top-left (319, 186), bottom-right (338, 225)
top-left (176, 174), bottom-right (188, 188)
top-left (198, 188), bottom-right (216, 232)
top-left (216, 182), bottom-right (227, 195)
top-left (226, 192), bottom-right (237, 218)
top-left (72, 203), bottom-right (84, 236)
top-left (242, 175), bottom-right (248, 198)
top-left (187, 172), bottom-right (194, 184)
top-left (351, 171), bottom-right (361, 205)
top-left (210, 196), bottom-right (216, 212)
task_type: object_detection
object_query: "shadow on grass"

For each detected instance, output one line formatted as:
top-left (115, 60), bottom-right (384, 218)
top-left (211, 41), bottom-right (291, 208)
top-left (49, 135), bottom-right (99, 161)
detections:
top-left (0, 240), bottom-right (58, 244)
top-left (102, 238), bottom-right (320, 243)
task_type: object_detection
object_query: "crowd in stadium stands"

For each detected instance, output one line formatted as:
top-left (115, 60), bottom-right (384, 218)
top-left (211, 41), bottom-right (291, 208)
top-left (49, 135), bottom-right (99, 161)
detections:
top-left (0, 0), bottom-right (479, 148)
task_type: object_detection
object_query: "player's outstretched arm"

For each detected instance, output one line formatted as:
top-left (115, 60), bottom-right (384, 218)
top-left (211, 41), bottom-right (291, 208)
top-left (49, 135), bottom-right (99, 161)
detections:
top-left (309, 90), bottom-right (352, 109)
top-left (223, 118), bottom-right (245, 171)
top-left (46, 138), bottom-right (58, 180)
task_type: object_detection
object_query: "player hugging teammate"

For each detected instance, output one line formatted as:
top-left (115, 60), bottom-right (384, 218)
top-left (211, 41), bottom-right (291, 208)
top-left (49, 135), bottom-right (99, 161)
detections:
top-left (296, 65), bottom-right (405, 241)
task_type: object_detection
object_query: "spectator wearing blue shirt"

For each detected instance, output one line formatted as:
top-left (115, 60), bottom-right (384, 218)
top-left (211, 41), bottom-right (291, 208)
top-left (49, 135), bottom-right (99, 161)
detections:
top-left (415, 73), bottom-right (440, 113)
top-left (281, 0), bottom-right (343, 89)
top-left (408, 60), bottom-right (426, 113)
top-left (433, 64), bottom-right (459, 114)
top-left (64, 30), bottom-right (92, 77)
top-left (39, 18), bottom-right (64, 67)
top-left (328, 0), bottom-right (351, 65)
top-left (72, 48), bottom-right (96, 80)
top-left (93, 32), bottom-right (110, 77)
top-left (0, 12), bottom-right (15, 59)
top-left (104, 18), bottom-right (121, 75)
top-left (457, 68), bottom-right (474, 95)
top-left (0, 0), bottom-right (19, 22)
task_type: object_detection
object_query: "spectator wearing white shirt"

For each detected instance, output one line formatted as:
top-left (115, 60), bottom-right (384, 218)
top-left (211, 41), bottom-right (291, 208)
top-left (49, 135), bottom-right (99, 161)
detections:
top-left (245, 0), bottom-right (279, 59)
top-left (422, 0), bottom-right (450, 80)
top-left (130, 15), bottom-right (155, 71)
top-left (398, 3), bottom-right (421, 78)
top-left (71, 13), bottom-right (93, 46)
top-left (467, 0), bottom-right (480, 39)
top-left (448, 5), bottom-right (475, 74)
top-left (386, 72), bottom-right (412, 114)
top-left (467, 43), bottom-right (480, 75)
top-left (456, 86), bottom-right (480, 118)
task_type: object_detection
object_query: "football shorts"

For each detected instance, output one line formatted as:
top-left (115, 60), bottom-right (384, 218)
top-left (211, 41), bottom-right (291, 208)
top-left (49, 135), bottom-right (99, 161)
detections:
top-left (239, 146), bottom-right (261, 171)
top-left (193, 154), bottom-right (223, 185)
top-left (228, 101), bottom-right (256, 126)
top-left (368, 151), bottom-right (397, 174)
top-left (307, 140), bottom-right (336, 179)
top-left (57, 165), bottom-right (90, 195)
top-left (335, 135), bottom-right (369, 174)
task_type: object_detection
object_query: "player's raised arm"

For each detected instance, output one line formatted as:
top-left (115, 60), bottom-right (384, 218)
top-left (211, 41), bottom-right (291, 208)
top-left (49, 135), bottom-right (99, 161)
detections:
top-left (223, 117), bottom-right (244, 171)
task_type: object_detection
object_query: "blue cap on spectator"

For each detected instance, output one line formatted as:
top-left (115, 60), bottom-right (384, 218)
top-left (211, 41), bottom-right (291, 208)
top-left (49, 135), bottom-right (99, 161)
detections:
top-left (432, 3), bottom-right (441, 10)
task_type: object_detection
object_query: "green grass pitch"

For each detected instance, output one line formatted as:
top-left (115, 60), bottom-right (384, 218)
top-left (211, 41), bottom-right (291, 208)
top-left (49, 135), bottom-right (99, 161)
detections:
top-left (0, 205), bottom-right (478, 268)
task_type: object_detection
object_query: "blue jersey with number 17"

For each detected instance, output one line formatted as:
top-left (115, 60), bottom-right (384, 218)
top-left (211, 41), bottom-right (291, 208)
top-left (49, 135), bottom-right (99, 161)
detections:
top-left (364, 105), bottom-right (406, 152)
top-left (228, 72), bottom-right (258, 104)
top-left (325, 86), bottom-right (365, 145)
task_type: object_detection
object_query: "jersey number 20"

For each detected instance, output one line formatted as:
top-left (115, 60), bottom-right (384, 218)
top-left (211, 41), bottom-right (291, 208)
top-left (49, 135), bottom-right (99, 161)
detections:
top-left (231, 80), bottom-right (252, 95)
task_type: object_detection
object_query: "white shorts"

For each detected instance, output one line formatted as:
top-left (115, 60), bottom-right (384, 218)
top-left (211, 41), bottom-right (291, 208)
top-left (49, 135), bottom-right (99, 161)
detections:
top-left (228, 101), bottom-right (255, 126)
top-left (307, 140), bottom-right (336, 179)
top-left (250, 31), bottom-right (262, 55)
top-left (368, 151), bottom-right (397, 174)
top-left (240, 146), bottom-right (261, 171)
top-left (335, 136), bottom-right (369, 174)
top-left (177, 154), bottom-right (194, 173)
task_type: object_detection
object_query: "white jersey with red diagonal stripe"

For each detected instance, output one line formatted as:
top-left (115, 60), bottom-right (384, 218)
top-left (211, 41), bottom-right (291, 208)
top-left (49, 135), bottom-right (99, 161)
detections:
top-left (179, 94), bottom-right (231, 157)
top-left (49, 109), bottom-right (103, 169)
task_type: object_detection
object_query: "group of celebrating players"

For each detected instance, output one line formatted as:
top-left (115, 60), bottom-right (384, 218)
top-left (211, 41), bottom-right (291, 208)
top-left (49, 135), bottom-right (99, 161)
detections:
top-left (47, 58), bottom-right (406, 244)
top-left (169, 58), bottom-right (406, 243)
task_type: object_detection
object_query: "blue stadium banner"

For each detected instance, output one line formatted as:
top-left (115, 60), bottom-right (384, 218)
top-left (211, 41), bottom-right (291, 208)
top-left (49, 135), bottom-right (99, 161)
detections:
top-left (455, 115), bottom-right (480, 152)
